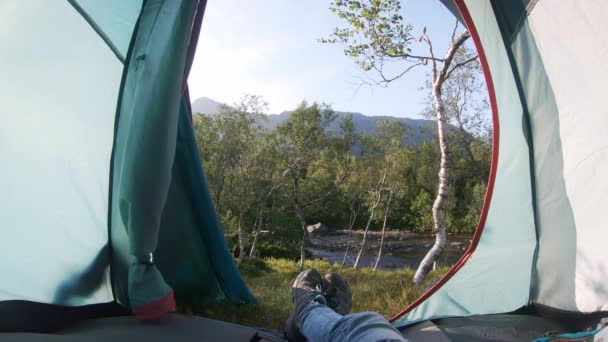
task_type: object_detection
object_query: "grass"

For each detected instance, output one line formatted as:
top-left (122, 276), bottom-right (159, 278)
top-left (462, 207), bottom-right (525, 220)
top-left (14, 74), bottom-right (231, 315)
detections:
top-left (176, 258), bottom-right (449, 330)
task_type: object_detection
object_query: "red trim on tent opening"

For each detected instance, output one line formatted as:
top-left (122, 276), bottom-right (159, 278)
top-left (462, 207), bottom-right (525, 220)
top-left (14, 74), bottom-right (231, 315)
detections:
top-left (132, 290), bottom-right (176, 320)
top-left (390, 0), bottom-right (501, 323)
top-left (134, 300), bottom-right (176, 321)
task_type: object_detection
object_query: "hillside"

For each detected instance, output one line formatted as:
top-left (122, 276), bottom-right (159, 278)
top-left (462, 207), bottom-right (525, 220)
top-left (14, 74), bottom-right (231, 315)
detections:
top-left (191, 97), bottom-right (439, 146)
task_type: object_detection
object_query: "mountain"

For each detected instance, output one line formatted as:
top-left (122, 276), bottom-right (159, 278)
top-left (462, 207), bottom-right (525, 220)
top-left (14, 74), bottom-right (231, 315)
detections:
top-left (191, 96), bottom-right (222, 115)
top-left (190, 97), bottom-right (439, 146)
top-left (265, 111), bottom-right (437, 146)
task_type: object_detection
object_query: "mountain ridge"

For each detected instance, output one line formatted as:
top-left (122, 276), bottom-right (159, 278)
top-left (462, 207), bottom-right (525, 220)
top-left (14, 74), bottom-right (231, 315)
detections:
top-left (191, 96), bottom-right (438, 146)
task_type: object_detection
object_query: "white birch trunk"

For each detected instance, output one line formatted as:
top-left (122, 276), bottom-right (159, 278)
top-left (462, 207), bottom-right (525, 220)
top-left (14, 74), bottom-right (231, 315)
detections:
top-left (340, 203), bottom-right (361, 270)
top-left (295, 206), bottom-right (308, 270)
top-left (353, 168), bottom-right (387, 269)
top-left (248, 206), bottom-right (265, 258)
top-left (413, 30), bottom-right (470, 285)
top-left (237, 195), bottom-right (247, 261)
top-left (374, 188), bottom-right (394, 271)
top-left (413, 81), bottom-right (449, 284)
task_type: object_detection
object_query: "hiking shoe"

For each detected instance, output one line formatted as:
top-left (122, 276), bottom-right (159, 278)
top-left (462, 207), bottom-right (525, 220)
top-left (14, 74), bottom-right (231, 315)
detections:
top-left (285, 269), bottom-right (327, 341)
top-left (322, 273), bottom-right (352, 315)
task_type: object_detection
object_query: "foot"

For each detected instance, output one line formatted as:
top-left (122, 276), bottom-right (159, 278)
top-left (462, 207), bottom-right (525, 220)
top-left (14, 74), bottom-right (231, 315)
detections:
top-left (322, 273), bottom-right (352, 315)
top-left (285, 269), bottom-right (327, 341)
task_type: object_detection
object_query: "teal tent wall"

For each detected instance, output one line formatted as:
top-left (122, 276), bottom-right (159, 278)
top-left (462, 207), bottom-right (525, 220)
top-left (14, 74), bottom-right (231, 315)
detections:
top-left (108, 0), bottom-right (256, 314)
top-left (0, 0), bottom-right (255, 317)
top-left (393, 0), bottom-right (608, 327)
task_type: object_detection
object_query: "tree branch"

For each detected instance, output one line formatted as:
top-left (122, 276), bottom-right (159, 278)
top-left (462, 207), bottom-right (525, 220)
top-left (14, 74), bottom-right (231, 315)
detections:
top-left (366, 15), bottom-right (445, 62)
top-left (437, 31), bottom-right (471, 84)
top-left (372, 61), bottom-right (425, 86)
top-left (450, 18), bottom-right (459, 43)
top-left (420, 30), bottom-right (437, 82)
top-left (301, 168), bottom-right (349, 208)
top-left (444, 55), bottom-right (478, 81)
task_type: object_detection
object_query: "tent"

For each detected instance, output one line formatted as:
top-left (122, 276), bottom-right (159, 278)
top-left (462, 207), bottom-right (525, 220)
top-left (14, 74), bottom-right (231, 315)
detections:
top-left (392, 0), bottom-right (608, 340)
top-left (0, 0), bottom-right (606, 341)
top-left (1, 0), bottom-right (263, 339)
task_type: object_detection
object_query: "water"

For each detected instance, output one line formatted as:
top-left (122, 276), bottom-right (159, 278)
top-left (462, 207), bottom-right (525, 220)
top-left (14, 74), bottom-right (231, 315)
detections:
top-left (308, 231), bottom-right (471, 270)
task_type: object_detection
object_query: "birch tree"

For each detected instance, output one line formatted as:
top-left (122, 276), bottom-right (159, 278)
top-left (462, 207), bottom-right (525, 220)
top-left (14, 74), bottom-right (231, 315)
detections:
top-left (340, 159), bottom-right (365, 270)
top-left (373, 186), bottom-right (394, 271)
top-left (323, 0), bottom-right (478, 284)
top-left (372, 120), bottom-right (406, 270)
top-left (353, 163), bottom-right (386, 269)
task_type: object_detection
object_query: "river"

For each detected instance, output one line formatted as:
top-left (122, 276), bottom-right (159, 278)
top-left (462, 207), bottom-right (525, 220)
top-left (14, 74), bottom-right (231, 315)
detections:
top-left (308, 230), bottom-right (471, 270)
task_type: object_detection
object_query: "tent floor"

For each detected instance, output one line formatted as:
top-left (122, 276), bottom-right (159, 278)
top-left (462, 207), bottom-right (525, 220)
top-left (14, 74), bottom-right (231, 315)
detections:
top-left (400, 313), bottom-right (600, 342)
top-left (0, 314), bottom-right (584, 342)
top-left (0, 314), bottom-right (286, 342)
top-left (2, 308), bottom-right (605, 341)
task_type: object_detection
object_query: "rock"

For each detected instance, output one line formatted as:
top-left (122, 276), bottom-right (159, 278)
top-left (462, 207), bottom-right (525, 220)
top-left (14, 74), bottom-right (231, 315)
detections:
top-left (307, 223), bottom-right (329, 235)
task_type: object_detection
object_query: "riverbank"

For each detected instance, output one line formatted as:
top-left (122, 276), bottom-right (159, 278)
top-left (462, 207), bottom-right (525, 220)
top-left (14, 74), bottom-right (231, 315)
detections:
top-left (309, 229), bottom-right (471, 269)
top-left (177, 258), bottom-right (450, 330)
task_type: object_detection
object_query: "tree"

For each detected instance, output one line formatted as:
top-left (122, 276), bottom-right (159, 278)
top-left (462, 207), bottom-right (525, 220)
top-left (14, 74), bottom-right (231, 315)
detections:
top-left (248, 133), bottom-right (288, 258)
top-left (352, 120), bottom-right (403, 269)
top-left (372, 121), bottom-right (407, 270)
top-left (323, 0), bottom-right (478, 283)
top-left (274, 102), bottom-right (351, 269)
top-left (353, 159), bottom-right (386, 269)
top-left (373, 185), bottom-right (394, 271)
top-left (194, 94), bottom-right (268, 260)
top-left (231, 96), bottom-right (269, 260)
top-left (339, 157), bottom-right (365, 270)
top-left (420, 46), bottom-right (491, 173)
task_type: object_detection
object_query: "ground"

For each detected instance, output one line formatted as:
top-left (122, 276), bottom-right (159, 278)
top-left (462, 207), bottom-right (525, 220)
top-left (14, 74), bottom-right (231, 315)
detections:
top-left (176, 258), bottom-right (450, 330)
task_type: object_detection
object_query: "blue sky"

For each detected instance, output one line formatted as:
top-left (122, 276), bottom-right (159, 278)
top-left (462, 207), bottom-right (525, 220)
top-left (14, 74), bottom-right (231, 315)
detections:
top-left (188, 1), bottom-right (469, 118)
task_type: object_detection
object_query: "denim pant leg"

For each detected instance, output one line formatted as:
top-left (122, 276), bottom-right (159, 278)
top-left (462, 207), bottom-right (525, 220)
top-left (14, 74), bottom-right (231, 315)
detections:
top-left (298, 302), bottom-right (408, 342)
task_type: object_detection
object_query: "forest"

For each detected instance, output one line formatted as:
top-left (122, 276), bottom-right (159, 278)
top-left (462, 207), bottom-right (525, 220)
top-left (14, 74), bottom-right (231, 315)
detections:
top-left (176, 0), bottom-right (502, 329)
top-left (192, 89), bottom-right (490, 268)
top-left (191, 0), bottom-right (492, 279)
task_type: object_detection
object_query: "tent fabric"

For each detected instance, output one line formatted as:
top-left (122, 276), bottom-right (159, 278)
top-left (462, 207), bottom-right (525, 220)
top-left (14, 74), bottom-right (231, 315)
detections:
top-left (66, 0), bottom-right (143, 62)
top-left (108, 0), bottom-right (199, 314)
top-left (154, 96), bottom-right (257, 303)
top-left (2, 0), bottom-right (608, 338)
top-left (400, 314), bottom-right (568, 342)
top-left (0, 314), bottom-right (283, 342)
top-left (0, 0), bottom-right (255, 323)
top-left (523, 0), bottom-right (608, 312)
top-left (394, 0), bottom-right (608, 328)
top-left (0, 0), bottom-right (131, 306)
top-left (69, 0), bottom-right (142, 59)
top-left (109, 0), bottom-right (256, 312)
top-left (0, 301), bottom-right (129, 333)
top-left (393, 0), bottom-right (537, 325)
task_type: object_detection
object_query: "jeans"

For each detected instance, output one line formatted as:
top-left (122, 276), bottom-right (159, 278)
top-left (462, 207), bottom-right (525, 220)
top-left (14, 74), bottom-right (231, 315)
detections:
top-left (298, 302), bottom-right (408, 342)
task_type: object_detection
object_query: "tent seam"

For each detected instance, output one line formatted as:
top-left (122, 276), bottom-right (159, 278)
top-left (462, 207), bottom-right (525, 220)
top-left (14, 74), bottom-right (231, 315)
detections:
top-left (106, 0), bottom-right (147, 305)
top-left (489, 0), bottom-right (541, 307)
top-left (65, 0), bottom-right (126, 63)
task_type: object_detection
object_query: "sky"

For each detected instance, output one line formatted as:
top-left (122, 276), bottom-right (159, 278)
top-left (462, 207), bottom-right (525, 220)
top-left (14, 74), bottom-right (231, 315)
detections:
top-left (188, 1), bottom-right (469, 118)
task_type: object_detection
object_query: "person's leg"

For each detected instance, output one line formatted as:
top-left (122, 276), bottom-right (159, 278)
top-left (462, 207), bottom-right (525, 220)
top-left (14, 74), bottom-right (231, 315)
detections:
top-left (285, 269), bottom-right (408, 342)
top-left (323, 311), bottom-right (407, 342)
top-left (298, 302), bottom-right (407, 342)
top-left (298, 302), bottom-right (342, 341)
